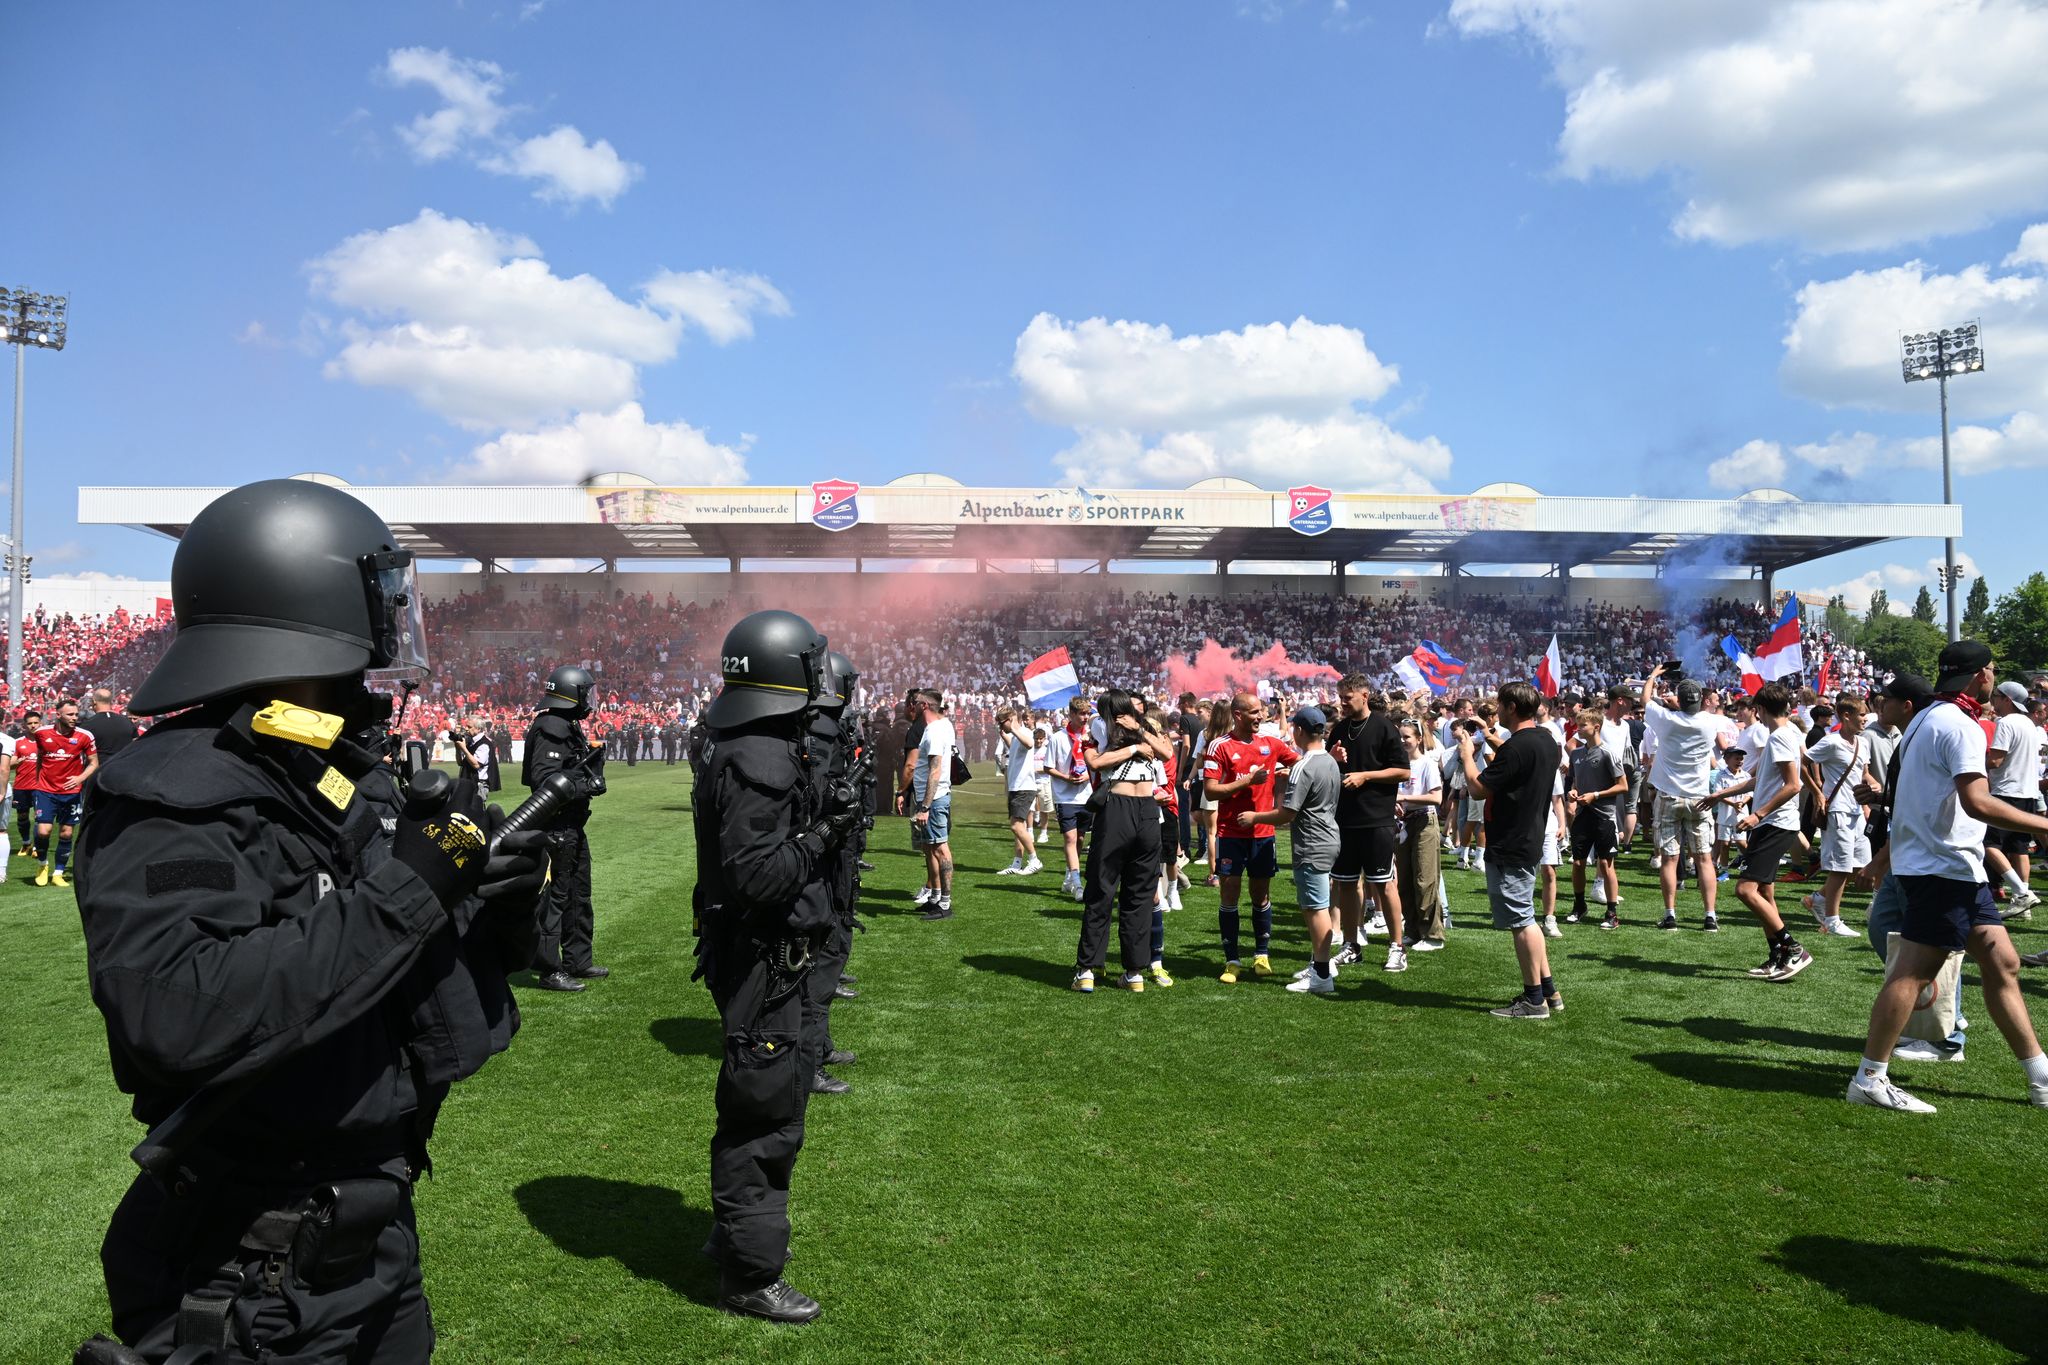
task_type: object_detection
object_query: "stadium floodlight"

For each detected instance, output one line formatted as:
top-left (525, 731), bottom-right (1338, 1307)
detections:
top-left (1901, 321), bottom-right (1981, 642)
top-left (3, 287), bottom-right (69, 708)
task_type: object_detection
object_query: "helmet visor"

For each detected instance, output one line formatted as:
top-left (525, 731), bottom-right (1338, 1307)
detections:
top-left (361, 551), bottom-right (429, 682)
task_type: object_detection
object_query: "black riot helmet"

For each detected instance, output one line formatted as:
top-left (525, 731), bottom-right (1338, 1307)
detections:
top-left (704, 609), bottom-right (827, 729)
top-left (131, 479), bottom-right (426, 716)
top-left (814, 650), bottom-right (858, 715)
top-left (543, 664), bottom-right (596, 717)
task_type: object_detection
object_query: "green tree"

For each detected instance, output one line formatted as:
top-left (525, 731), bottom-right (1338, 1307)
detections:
top-left (1824, 603), bottom-right (1861, 648)
top-left (1864, 588), bottom-right (1889, 626)
top-left (1859, 614), bottom-right (1946, 680)
top-left (1987, 571), bottom-right (2048, 670)
top-left (1964, 575), bottom-right (1992, 638)
top-left (1911, 586), bottom-right (1936, 623)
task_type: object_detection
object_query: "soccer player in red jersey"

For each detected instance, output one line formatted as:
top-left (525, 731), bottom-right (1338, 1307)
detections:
top-left (1204, 691), bottom-right (1299, 981)
top-left (33, 698), bottom-right (99, 887)
top-left (11, 709), bottom-right (43, 858)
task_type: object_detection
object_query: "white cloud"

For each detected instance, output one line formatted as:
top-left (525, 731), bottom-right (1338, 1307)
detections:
top-left (479, 126), bottom-right (643, 209)
top-left (383, 48), bottom-right (510, 161)
top-left (380, 47), bottom-right (638, 208)
top-left (306, 211), bottom-right (787, 430)
top-left (1014, 313), bottom-right (1448, 490)
top-left (1705, 438), bottom-right (1786, 491)
top-left (641, 270), bottom-right (793, 344)
top-left (1805, 551), bottom-right (1979, 614)
top-left (1449, 0), bottom-right (2048, 251)
top-left (1017, 314), bottom-right (1448, 490)
top-left (454, 403), bottom-right (751, 484)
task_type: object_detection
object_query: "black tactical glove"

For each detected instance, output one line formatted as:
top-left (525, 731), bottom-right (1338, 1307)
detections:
top-left (478, 804), bottom-right (548, 904)
top-left (395, 770), bottom-right (490, 910)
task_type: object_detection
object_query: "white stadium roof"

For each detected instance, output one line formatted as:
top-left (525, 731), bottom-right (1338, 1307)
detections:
top-left (79, 475), bottom-right (1959, 576)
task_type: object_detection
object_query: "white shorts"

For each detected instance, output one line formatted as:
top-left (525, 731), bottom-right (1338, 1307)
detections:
top-left (1541, 828), bottom-right (1561, 867)
top-left (1715, 806), bottom-right (1742, 839)
top-left (1820, 809), bottom-right (1870, 874)
top-left (1654, 792), bottom-right (1715, 859)
top-left (1035, 778), bottom-right (1054, 813)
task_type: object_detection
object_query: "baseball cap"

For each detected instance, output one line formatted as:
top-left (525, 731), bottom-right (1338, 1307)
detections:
top-left (1290, 705), bottom-right (1328, 730)
top-left (1674, 679), bottom-right (1704, 713)
top-left (1882, 673), bottom-right (1934, 705)
top-left (1996, 679), bottom-right (2030, 707)
top-left (1934, 639), bottom-right (1994, 693)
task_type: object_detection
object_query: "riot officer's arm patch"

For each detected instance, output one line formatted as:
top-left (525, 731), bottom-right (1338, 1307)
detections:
top-left (144, 858), bottom-right (236, 896)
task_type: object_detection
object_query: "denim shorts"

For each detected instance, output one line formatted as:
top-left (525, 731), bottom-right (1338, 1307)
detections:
top-left (915, 795), bottom-right (951, 846)
top-left (1486, 861), bottom-right (1538, 930)
top-left (1292, 861), bottom-right (1332, 911)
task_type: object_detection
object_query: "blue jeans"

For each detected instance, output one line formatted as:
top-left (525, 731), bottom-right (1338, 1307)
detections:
top-left (1865, 874), bottom-right (1967, 1049)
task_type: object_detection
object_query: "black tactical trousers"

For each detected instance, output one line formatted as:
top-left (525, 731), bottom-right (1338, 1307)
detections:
top-left (100, 1163), bottom-right (429, 1363)
top-left (800, 917), bottom-right (854, 1073)
top-left (705, 931), bottom-right (810, 1292)
top-left (535, 823), bottom-right (594, 974)
top-left (1077, 793), bottom-right (1161, 977)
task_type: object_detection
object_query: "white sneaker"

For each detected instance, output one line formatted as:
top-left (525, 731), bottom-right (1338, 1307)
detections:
top-left (1191, 854), bottom-right (1208, 866)
top-left (1287, 969), bottom-right (1337, 994)
top-left (1823, 916), bottom-right (1860, 938)
top-left (1802, 891), bottom-right (1826, 921)
top-left (1588, 880), bottom-right (1609, 905)
top-left (997, 859), bottom-right (1023, 876)
top-left (1036, 829), bottom-right (1049, 845)
top-left (913, 887), bottom-right (934, 906)
top-left (1542, 915), bottom-right (1562, 940)
top-left (1022, 858), bottom-right (1043, 875)
top-left (2030, 1079), bottom-right (2048, 1109)
top-left (1366, 913), bottom-right (1387, 936)
top-left (1411, 938), bottom-right (1445, 952)
top-left (1891, 1038), bottom-right (1962, 1063)
top-left (1071, 878), bottom-right (1085, 902)
top-left (1167, 886), bottom-right (1182, 911)
top-left (1383, 947), bottom-right (1408, 973)
top-left (1847, 1074), bottom-right (1936, 1114)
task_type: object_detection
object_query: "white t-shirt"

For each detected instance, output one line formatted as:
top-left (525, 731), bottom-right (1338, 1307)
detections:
top-left (1751, 721), bottom-right (1805, 831)
top-left (1805, 732), bottom-right (1867, 818)
top-left (1736, 720), bottom-right (1770, 762)
top-left (914, 716), bottom-right (957, 804)
top-left (1644, 702), bottom-right (1720, 799)
top-left (1401, 754), bottom-right (1441, 805)
top-left (0, 731), bottom-right (12, 798)
top-left (1890, 702), bottom-right (1988, 883)
top-left (1002, 731), bottom-right (1037, 792)
top-left (1046, 727), bottom-right (1093, 805)
top-left (1989, 711), bottom-right (2042, 799)
top-left (1598, 718), bottom-right (1633, 771)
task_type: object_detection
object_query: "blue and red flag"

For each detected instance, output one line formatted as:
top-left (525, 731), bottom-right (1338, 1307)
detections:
top-left (1394, 639), bottom-right (1467, 696)
top-left (1753, 598), bottom-right (1804, 682)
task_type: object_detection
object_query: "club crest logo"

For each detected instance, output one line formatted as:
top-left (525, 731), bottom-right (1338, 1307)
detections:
top-left (1287, 485), bottom-right (1333, 536)
top-left (811, 479), bottom-right (860, 532)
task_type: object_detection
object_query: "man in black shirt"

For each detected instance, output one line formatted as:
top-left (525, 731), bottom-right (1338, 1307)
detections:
top-left (77, 688), bottom-right (142, 764)
top-left (1462, 681), bottom-right (1563, 1019)
top-left (1328, 675), bottom-right (1413, 971)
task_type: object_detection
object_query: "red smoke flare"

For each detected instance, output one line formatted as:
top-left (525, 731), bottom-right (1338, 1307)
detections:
top-left (1162, 639), bottom-right (1339, 700)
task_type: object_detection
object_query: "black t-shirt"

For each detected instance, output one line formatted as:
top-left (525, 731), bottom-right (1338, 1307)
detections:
top-left (77, 712), bottom-right (140, 762)
top-left (1330, 712), bottom-right (1407, 829)
top-left (1177, 711), bottom-right (1204, 785)
top-left (1479, 726), bottom-right (1562, 865)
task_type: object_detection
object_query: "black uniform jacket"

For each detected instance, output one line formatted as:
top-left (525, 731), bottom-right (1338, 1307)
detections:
top-left (697, 726), bottom-right (833, 937)
top-left (74, 709), bottom-right (524, 1162)
top-left (523, 711), bottom-right (595, 820)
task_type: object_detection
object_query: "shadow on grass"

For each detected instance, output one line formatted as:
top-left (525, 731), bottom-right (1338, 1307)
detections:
top-left (1622, 1014), bottom-right (1864, 1054)
top-left (1768, 1235), bottom-right (2048, 1361)
top-left (514, 1176), bottom-right (717, 1306)
top-left (1572, 952), bottom-right (1745, 979)
top-left (1344, 978), bottom-right (1500, 1011)
top-left (961, 953), bottom-right (1079, 990)
top-left (1635, 1049), bottom-right (1846, 1098)
top-left (649, 1015), bottom-right (722, 1058)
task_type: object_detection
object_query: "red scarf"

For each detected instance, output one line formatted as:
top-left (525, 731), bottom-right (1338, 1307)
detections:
top-left (1936, 691), bottom-right (1983, 720)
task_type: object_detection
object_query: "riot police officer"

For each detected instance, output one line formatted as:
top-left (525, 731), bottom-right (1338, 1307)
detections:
top-left (692, 610), bottom-right (858, 1324)
top-left (802, 651), bottom-right (869, 1096)
top-left (524, 665), bottom-right (607, 992)
top-left (71, 479), bottom-right (546, 1364)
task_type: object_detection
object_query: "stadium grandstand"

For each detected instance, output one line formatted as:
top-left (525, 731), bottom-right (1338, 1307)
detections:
top-left (55, 473), bottom-right (1955, 756)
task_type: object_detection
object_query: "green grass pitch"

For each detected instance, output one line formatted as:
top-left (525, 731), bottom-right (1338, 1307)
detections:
top-left (4, 763), bottom-right (2046, 1363)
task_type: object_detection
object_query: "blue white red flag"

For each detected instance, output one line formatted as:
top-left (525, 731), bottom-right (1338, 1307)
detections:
top-left (1720, 636), bottom-right (1764, 695)
top-left (1754, 598), bottom-right (1804, 681)
top-left (1022, 646), bottom-right (1082, 711)
top-left (1394, 640), bottom-right (1467, 696)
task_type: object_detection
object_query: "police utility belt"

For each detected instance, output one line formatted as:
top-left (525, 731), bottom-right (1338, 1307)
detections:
top-left (694, 903), bottom-right (824, 984)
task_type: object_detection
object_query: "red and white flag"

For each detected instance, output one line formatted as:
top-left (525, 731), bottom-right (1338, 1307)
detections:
top-left (1535, 634), bottom-right (1563, 698)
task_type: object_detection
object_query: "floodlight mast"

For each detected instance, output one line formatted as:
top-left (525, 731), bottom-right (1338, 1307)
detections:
top-left (1900, 322), bottom-right (1982, 643)
top-left (1, 289), bottom-right (69, 709)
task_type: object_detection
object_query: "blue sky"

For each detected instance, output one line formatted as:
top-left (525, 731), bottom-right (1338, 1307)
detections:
top-left (13, 0), bottom-right (2048, 608)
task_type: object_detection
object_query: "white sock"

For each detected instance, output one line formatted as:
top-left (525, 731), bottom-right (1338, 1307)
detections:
top-left (2022, 1052), bottom-right (2048, 1085)
top-left (2003, 868), bottom-right (2030, 896)
top-left (1859, 1056), bottom-right (1889, 1082)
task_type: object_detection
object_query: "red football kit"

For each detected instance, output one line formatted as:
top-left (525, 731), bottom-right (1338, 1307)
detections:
top-left (1203, 734), bottom-right (1300, 839)
top-left (11, 738), bottom-right (42, 795)
top-left (34, 724), bottom-right (97, 793)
